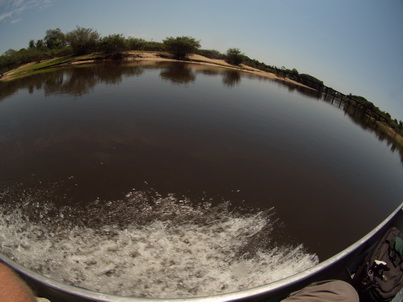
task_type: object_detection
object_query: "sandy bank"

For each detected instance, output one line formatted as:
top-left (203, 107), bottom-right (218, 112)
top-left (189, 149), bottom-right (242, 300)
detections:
top-left (130, 52), bottom-right (315, 90)
top-left (1, 51), bottom-right (313, 90)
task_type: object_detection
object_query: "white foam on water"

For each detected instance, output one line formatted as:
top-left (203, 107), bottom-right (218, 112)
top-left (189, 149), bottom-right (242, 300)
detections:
top-left (0, 190), bottom-right (318, 298)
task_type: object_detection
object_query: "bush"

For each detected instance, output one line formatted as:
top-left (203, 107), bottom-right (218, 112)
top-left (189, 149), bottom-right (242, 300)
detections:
top-left (225, 48), bottom-right (244, 65)
top-left (48, 46), bottom-right (73, 57)
top-left (298, 73), bottom-right (324, 90)
top-left (127, 38), bottom-right (146, 51)
top-left (163, 36), bottom-right (201, 59)
top-left (196, 49), bottom-right (225, 60)
top-left (142, 41), bottom-right (165, 51)
top-left (0, 47), bottom-right (50, 75)
top-left (99, 34), bottom-right (127, 54)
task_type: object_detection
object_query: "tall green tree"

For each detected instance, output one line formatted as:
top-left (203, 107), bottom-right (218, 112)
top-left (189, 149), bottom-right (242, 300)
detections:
top-left (44, 28), bottom-right (66, 49)
top-left (66, 26), bottom-right (100, 55)
top-left (163, 36), bottom-right (200, 59)
top-left (35, 39), bottom-right (44, 49)
top-left (28, 40), bottom-right (35, 49)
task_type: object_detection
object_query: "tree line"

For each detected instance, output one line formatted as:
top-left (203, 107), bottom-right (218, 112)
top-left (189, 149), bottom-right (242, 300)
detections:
top-left (1, 26), bottom-right (402, 134)
top-left (341, 94), bottom-right (403, 136)
top-left (0, 27), bottom-right (166, 74)
top-left (0, 27), bottom-right (238, 74)
top-left (0, 26), bottom-right (322, 88)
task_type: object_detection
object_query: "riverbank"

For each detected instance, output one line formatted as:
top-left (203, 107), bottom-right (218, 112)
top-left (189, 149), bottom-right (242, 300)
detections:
top-left (0, 51), bottom-right (313, 90)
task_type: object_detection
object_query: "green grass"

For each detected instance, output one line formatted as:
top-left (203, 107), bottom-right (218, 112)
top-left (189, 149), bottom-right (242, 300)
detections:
top-left (5, 54), bottom-right (98, 78)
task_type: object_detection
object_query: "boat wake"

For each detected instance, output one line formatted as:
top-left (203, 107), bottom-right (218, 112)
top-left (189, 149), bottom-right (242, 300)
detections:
top-left (0, 188), bottom-right (318, 298)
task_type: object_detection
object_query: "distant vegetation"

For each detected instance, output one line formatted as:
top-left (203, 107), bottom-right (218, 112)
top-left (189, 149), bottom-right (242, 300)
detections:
top-left (0, 26), bottom-right (402, 137)
top-left (341, 94), bottom-right (403, 137)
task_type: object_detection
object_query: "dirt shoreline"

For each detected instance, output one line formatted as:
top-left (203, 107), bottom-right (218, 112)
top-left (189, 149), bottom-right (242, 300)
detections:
top-left (130, 52), bottom-right (316, 90)
top-left (0, 51), bottom-right (314, 90)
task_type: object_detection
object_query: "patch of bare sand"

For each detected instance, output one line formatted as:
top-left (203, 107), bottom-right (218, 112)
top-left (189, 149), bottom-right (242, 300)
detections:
top-left (188, 54), bottom-right (315, 90)
top-left (189, 54), bottom-right (232, 67)
top-left (126, 51), bottom-right (176, 62)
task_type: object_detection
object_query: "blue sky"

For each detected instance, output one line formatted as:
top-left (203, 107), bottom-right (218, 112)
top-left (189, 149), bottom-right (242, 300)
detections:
top-left (1, 0), bottom-right (402, 121)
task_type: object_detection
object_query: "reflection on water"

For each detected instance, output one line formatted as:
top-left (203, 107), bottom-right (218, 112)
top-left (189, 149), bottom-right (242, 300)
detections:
top-left (0, 63), bottom-right (145, 99)
top-left (160, 63), bottom-right (196, 84)
top-left (0, 61), bottom-right (323, 100)
top-left (222, 70), bottom-right (241, 87)
top-left (342, 104), bottom-right (403, 163)
top-left (0, 61), bottom-right (402, 270)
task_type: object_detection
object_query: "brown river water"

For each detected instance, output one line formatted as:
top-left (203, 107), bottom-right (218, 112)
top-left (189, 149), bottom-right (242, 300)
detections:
top-left (0, 61), bottom-right (402, 298)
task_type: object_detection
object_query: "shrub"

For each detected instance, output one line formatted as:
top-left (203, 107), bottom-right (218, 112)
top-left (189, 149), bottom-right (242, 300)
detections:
top-left (99, 34), bottom-right (127, 55)
top-left (127, 38), bottom-right (146, 51)
top-left (163, 36), bottom-right (201, 59)
top-left (196, 49), bottom-right (225, 60)
top-left (142, 41), bottom-right (165, 51)
top-left (225, 48), bottom-right (244, 65)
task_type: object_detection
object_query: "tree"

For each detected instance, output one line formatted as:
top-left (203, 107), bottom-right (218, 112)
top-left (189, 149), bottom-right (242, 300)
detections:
top-left (225, 48), bottom-right (244, 65)
top-left (44, 28), bottom-right (66, 49)
top-left (98, 34), bottom-right (127, 55)
top-left (28, 40), bottom-right (35, 49)
top-left (65, 26), bottom-right (100, 55)
top-left (163, 36), bottom-right (200, 59)
top-left (35, 40), bottom-right (44, 49)
top-left (298, 73), bottom-right (324, 90)
top-left (4, 49), bottom-right (16, 56)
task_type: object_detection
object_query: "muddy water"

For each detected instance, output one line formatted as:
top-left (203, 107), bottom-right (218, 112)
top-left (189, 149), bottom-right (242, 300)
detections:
top-left (0, 61), bottom-right (402, 297)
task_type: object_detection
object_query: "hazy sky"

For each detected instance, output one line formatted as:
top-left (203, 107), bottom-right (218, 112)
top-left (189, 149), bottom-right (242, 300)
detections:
top-left (1, 0), bottom-right (402, 121)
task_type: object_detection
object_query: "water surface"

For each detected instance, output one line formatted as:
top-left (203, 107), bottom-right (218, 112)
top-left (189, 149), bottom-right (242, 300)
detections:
top-left (0, 61), bottom-right (402, 297)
